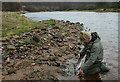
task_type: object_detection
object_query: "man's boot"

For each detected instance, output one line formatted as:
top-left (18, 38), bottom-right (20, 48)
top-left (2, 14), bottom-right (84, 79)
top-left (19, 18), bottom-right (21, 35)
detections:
top-left (100, 62), bottom-right (110, 72)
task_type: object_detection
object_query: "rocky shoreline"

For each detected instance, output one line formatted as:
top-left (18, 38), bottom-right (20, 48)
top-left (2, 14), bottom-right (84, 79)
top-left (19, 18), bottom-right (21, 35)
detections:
top-left (2, 19), bottom-right (84, 80)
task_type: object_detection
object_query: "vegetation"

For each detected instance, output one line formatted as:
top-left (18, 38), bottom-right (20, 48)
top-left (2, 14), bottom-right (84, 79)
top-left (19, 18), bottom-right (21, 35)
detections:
top-left (2, 2), bottom-right (120, 12)
top-left (2, 12), bottom-right (40, 37)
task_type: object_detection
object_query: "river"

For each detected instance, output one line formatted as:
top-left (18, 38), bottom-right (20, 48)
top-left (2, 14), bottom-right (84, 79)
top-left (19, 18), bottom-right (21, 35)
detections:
top-left (22, 12), bottom-right (119, 80)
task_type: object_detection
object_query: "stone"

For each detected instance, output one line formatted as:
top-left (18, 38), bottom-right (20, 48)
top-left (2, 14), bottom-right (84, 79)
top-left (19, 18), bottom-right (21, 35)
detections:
top-left (52, 62), bottom-right (60, 67)
top-left (57, 42), bottom-right (63, 47)
top-left (53, 33), bottom-right (63, 39)
top-left (21, 56), bottom-right (25, 59)
top-left (6, 57), bottom-right (10, 63)
top-left (7, 45), bottom-right (16, 50)
top-left (53, 26), bottom-right (60, 29)
top-left (31, 63), bottom-right (36, 66)
top-left (20, 46), bottom-right (24, 49)
top-left (25, 32), bottom-right (30, 35)
top-left (64, 51), bottom-right (70, 55)
top-left (2, 76), bottom-right (5, 79)
top-left (8, 69), bottom-right (16, 74)
top-left (13, 35), bottom-right (20, 39)
top-left (57, 39), bottom-right (62, 42)
top-left (59, 64), bottom-right (66, 69)
top-left (32, 34), bottom-right (40, 42)
top-left (29, 73), bottom-right (35, 78)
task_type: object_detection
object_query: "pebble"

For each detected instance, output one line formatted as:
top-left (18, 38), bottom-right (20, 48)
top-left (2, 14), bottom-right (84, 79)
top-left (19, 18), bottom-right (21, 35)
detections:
top-left (7, 45), bottom-right (16, 50)
top-left (13, 35), bottom-right (20, 39)
top-left (20, 46), bottom-right (24, 49)
top-left (2, 76), bottom-right (5, 79)
top-left (31, 63), bottom-right (36, 66)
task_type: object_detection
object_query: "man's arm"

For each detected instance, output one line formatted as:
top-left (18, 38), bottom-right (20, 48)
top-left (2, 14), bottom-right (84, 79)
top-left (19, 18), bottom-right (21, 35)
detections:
top-left (80, 44), bottom-right (99, 72)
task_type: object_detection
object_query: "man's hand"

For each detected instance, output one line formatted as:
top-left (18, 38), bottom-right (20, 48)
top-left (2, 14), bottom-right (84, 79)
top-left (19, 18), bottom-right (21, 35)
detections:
top-left (80, 69), bottom-right (84, 74)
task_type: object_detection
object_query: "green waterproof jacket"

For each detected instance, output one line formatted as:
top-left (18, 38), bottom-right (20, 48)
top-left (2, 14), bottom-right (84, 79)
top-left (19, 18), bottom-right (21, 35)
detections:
top-left (80, 32), bottom-right (104, 72)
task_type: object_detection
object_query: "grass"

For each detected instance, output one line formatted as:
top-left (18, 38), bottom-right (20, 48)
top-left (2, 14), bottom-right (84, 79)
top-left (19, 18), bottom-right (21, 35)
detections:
top-left (2, 12), bottom-right (58, 37)
top-left (2, 12), bottom-right (41, 37)
top-left (22, 39), bottom-right (38, 46)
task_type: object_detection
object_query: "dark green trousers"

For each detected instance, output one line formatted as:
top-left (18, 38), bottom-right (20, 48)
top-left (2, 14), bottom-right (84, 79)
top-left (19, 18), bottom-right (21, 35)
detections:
top-left (84, 63), bottom-right (101, 75)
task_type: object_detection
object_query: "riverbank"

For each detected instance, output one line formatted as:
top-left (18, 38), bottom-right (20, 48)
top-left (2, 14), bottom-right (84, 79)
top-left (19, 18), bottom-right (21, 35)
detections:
top-left (2, 12), bottom-right (84, 80)
top-left (21, 8), bottom-right (120, 13)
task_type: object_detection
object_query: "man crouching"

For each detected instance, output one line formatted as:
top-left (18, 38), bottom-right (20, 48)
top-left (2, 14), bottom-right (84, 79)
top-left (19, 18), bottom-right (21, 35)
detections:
top-left (78, 32), bottom-right (109, 75)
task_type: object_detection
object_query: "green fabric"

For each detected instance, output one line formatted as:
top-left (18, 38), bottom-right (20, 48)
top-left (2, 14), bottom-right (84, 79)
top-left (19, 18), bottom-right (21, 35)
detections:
top-left (80, 33), bottom-right (104, 75)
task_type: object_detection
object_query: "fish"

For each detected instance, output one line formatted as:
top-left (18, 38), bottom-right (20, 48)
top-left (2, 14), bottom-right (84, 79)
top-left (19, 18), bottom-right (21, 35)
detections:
top-left (74, 55), bottom-right (86, 76)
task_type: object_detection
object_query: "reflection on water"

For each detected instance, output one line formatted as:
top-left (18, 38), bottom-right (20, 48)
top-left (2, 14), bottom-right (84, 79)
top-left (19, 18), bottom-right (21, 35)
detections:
top-left (22, 12), bottom-right (118, 80)
top-left (79, 74), bottom-right (101, 81)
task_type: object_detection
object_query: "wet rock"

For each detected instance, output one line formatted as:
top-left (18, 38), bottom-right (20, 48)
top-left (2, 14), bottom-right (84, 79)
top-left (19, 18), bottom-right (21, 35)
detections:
top-left (32, 34), bottom-right (40, 42)
top-left (7, 45), bottom-right (16, 50)
top-left (70, 22), bottom-right (75, 25)
top-left (59, 64), bottom-right (66, 69)
top-left (59, 70), bottom-right (68, 77)
top-left (52, 61), bottom-right (60, 67)
top-left (48, 76), bottom-right (58, 80)
top-left (29, 73), bottom-right (35, 78)
top-left (76, 22), bottom-right (80, 24)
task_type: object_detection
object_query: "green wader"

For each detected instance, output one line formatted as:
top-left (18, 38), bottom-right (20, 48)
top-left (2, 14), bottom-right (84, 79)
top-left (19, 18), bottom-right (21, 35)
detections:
top-left (80, 32), bottom-right (105, 75)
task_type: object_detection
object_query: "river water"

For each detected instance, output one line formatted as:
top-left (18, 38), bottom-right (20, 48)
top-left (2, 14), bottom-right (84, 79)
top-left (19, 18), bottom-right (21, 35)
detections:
top-left (22, 12), bottom-right (119, 80)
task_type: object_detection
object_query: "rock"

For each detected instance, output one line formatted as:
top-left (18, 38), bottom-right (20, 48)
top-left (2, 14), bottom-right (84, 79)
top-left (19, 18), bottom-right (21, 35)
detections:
top-left (70, 23), bottom-right (75, 25)
top-left (2, 76), bottom-right (5, 79)
top-left (32, 34), bottom-right (40, 42)
top-left (59, 64), bottom-right (66, 69)
top-left (53, 33), bottom-right (63, 39)
top-left (29, 73), bottom-right (35, 78)
top-left (57, 42), bottom-right (63, 47)
top-left (49, 56), bottom-right (58, 61)
top-left (13, 35), bottom-right (20, 39)
top-left (41, 28), bottom-right (47, 31)
top-left (76, 22), bottom-right (80, 24)
top-left (8, 69), bottom-right (16, 74)
top-left (68, 44), bottom-right (73, 50)
top-left (52, 61), bottom-right (60, 67)
top-left (57, 39), bottom-right (62, 42)
top-left (21, 56), bottom-right (25, 59)
top-left (20, 46), bottom-right (24, 49)
top-left (7, 45), bottom-right (16, 50)
top-left (2, 42), bottom-right (7, 45)
top-left (53, 26), bottom-right (60, 29)
top-left (31, 63), bottom-right (36, 66)
top-left (6, 57), bottom-right (10, 64)
top-left (48, 44), bottom-right (51, 46)
top-left (64, 51), bottom-right (70, 55)
top-left (22, 34), bottom-right (27, 37)
top-left (25, 32), bottom-right (30, 35)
